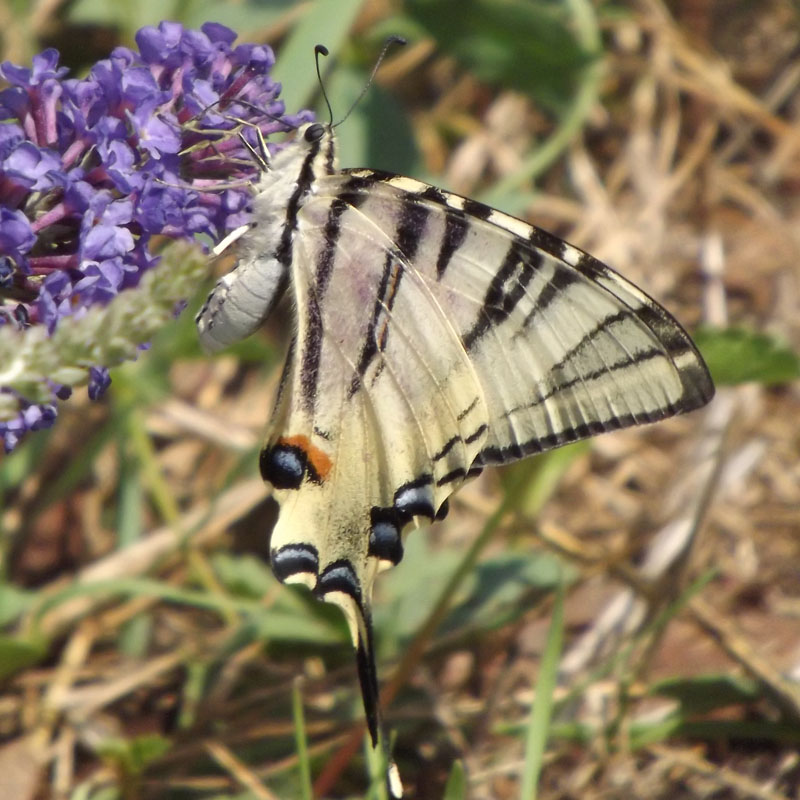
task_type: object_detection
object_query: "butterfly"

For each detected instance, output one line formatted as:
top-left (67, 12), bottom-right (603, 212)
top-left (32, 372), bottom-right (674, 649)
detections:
top-left (196, 118), bottom-right (714, 797)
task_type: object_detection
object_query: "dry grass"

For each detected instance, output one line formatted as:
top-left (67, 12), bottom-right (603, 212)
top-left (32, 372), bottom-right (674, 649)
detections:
top-left (2, 1), bottom-right (800, 798)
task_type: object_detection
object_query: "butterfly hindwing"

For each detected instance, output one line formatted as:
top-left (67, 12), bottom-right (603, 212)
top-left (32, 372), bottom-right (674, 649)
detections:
top-left (264, 174), bottom-right (493, 601)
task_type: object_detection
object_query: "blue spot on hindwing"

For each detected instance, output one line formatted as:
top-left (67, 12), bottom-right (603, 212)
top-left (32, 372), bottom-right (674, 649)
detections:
top-left (368, 508), bottom-right (403, 565)
top-left (271, 543), bottom-right (319, 583)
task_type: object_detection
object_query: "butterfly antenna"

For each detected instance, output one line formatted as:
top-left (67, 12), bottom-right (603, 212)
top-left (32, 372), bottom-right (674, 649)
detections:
top-left (314, 44), bottom-right (335, 125)
top-left (313, 36), bottom-right (407, 129)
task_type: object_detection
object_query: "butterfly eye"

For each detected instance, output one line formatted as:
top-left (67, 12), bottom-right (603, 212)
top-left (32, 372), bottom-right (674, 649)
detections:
top-left (304, 123), bottom-right (325, 142)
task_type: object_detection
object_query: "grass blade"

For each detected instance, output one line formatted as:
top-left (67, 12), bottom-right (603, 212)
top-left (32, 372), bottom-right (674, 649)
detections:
top-left (443, 759), bottom-right (467, 799)
top-left (519, 581), bottom-right (565, 800)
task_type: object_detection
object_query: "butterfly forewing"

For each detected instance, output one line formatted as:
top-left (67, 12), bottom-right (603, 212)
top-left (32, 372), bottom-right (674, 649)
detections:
top-left (326, 169), bottom-right (713, 466)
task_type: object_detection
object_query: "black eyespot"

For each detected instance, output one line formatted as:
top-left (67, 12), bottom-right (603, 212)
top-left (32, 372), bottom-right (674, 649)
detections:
top-left (394, 480), bottom-right (435, 522)
top-left (304, 123), bottom-right (325, 142)
top-left (271, 544), bottom-right (319, 583)
top-left (369, 507), bottom-right (404, 565)
top-left (260, 444), bottom-right (306, 489)
top-left (316, 560), bottom-right (362, 602)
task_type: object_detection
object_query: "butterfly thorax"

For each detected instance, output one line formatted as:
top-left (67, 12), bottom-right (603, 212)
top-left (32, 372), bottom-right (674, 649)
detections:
top-left (245, 123), bottom-right (338, 265)
top-left (196, 123), bottom-right (336, 352)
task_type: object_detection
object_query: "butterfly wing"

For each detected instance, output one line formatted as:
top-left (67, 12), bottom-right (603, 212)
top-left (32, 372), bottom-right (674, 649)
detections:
top-left (260, 167), bottom-right (712, 788)
top-left (331, 169), bottom-right (714, 470)
top-left (261, 180), bottom-right (491, 779)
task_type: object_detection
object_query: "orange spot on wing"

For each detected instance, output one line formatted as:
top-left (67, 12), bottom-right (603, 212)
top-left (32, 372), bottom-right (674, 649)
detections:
top-left (279, 435), bottom-right (333, 482)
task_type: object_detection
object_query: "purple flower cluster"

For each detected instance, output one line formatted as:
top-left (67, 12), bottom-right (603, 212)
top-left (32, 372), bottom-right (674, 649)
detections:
top-left (0, 21), bottom-right (311, 451)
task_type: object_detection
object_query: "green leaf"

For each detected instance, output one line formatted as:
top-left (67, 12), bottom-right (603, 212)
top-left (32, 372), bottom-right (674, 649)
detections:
top-left (69, 784), bottom-right (121, 800)
top-left (649, 674), bottom-right (761, 713)
top-left (211, 552), bottom-right (277, 598)
top-left (443, 551), bottom-right (571, 635)
top-left (519, 580), bottom-right (565, 799)
top-left (0, 634), bottom-right (47, 680)
top-left (98, 734), bottom-right (171, 775)
top-left (252, 596), bottom-right (349, 646)
top-left (67, 0), bottom-right (298, 36)
top-left (443, 760), bottom-right (467, 800)
top-left (67, 0), bottom-right (167, 31)
top-left (629, 718), bottom-right (800, 750)
top-left (0, 583), bottom-right (34, 625)
top-left (375, 531), bottom-right (463, 644)
top-left (694, 325), bottom-right (800, 385)
top-left (324, 67), bottom-right (419, 174)
top-left (292, 682), bottom-right (313, 800)
top-left (501, 442), bottom-right (589, 520)
top-left (271, 0), bottom-right (366, 112)
top-left (404, 0), bottom-right (595, 112)
top-left (183, 0), bottom-right (299, 34)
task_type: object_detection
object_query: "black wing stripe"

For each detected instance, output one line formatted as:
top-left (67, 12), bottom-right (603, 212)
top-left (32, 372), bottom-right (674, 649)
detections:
top-left (462, 197), bottom-right (492, 221)
top-left (275, 137), bottom-right (322, 268)
top-left (349, 251), bottom-right (397, 397)
top-left (436, 467), bottom-right (467, 487)
top-left (541, 308), bottom-right (688, 382)
top-left (482, 403), bottom-right (684, 467)
top-left (528, 225), bottom-right (574, 261)
top-left (339, 172), bottom-right (384, 201)
top-left (462, 240), bottom-right (538, 351)
top-left (522, 269), bottom-right (581, 329)
top-left (436, 209), bottom-right (469, 279)
top-left (300, 196), bottom-right (348, 408)
top-left (420, 185), bottom-right (446, 203)
top-left (477, 402), bottom-right (684, 465)
top-left (632, 303), bottom-right (696, 354)
top-left (479, 347), bottom-right (682, 466)
top-left (457, 395), bottom-right (481, 421)
top-left (540, 347), bottom-right (667, 406)
top-left (431, 422), bottom-right (486, 463)
top-left (432, 435), bottom-right (460, 462)
top-left (464, 423), bottom-right (488, 444)
top-left (350, 196), bottom-right (430, 394)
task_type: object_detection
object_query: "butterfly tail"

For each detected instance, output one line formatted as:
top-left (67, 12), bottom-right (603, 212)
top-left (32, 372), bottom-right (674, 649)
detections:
top-left (353, 605), bottom-right (403, 799)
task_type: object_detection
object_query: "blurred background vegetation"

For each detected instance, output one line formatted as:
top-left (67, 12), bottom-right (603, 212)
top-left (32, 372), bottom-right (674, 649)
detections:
top-left (2, 1), bottom-right (800, 799)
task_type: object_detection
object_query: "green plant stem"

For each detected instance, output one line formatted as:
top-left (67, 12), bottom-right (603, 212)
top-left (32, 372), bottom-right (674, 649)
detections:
top-left (293, 679), bottom-right (314, 800)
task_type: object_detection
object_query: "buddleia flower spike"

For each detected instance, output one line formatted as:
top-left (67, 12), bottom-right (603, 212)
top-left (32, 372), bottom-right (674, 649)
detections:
top-left (0, 21), bottom-right (311, 451)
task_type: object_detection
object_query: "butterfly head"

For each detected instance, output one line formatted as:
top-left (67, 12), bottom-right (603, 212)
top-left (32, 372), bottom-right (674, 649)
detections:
top-left (266, 121), bottom-right (337, 180)
top-left (301, 121), bottom-right (326, 142)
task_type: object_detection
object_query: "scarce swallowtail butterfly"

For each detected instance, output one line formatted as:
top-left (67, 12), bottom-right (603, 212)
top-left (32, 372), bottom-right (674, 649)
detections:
top-left (196, 82), bottom-right (714, 797)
